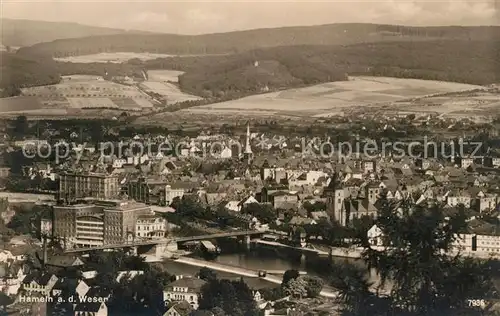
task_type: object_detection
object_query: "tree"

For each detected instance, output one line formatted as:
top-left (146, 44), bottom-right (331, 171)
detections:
top-left (197, 267), bottom-right (217, 282)
top-left (330, 262), bottom-right (382, 316)
top-left (302, 201), bottom-right (326, 214)
top-left (210, 307), bottom-right (226, 316)
top-left (241, 203), bottom-right (277, 223)
top-left (260, 287), bottom-right (284, 301)
top-left (281, 269), bottom-right (299, 287)
top-left (199, 278), bottom-right (258, 316)
top-left (406, 114), bottom-right (416, 121)
top-left (12, 115), bottom-right (28, 139)
top-left (282, 277), bottom-right (308, 299)
top-left (108, 265), bottom-right (171, 316)
top-left (301, 275), bottom-right (324, 298)
top-left (0, 292), bottom-right (13, 310)
top-left (335, 197), bottom-right (496, 316)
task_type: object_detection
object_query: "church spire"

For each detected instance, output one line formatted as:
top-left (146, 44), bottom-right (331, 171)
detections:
top-left (243, 121), bottom-right (253, 163)
top-left (244, 121), bottom-right (252, 155)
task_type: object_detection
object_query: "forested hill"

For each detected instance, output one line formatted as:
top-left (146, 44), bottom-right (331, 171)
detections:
top-left (154, 40), bottom-right (500, 98)
top-left (3, 40), bottom-right (499, 99)
top-left (17, 24), bottom-right (500, 57)
top-left (1, 18), bottom-right (152, 47)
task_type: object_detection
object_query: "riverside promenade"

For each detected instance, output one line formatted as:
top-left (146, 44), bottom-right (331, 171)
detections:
top-left (254, 239), bottom-right (363, 259)
top-left (173, 256), bottom-right (338, 298)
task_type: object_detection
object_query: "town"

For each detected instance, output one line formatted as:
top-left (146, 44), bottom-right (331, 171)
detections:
top-left (1, 3), bottom-right (500, 315)
top-left (0, 110), bottom-right (499, 315)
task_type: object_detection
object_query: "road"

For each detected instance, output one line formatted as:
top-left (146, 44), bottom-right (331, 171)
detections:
top-left (172, 256), bottom-right (338, 298)
top-left (254, 239), bottom-right (330, 256)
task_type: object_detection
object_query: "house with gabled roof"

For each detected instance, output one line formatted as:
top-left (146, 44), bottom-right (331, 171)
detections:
top-left (288, 216), bottom-right (317, 226)
top-left (445, 189), bottom-right (472, 208)
top-left (238, 195), bottom-right (259, 209)
top-left (0, 261), bottom-right (27, 295)
top-left (22, 272), bottom-right (58, 295)
top-left (269, 191), bottom-right (299, 210)
top-left (224, 200), bottom-right (241, 212)
top-left (51, 278), bottom-right (89, 299)
top-left (164, 300), bottom-right (193, 316)
top-left (45, 255), bottom-right (84, 271)
top-left (344, 199), bottom-right (379, 221)
top-left (74, 301), bottom-right (108, 316)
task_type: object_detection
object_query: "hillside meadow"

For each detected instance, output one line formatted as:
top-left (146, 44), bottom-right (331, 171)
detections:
top-left (184, 76), bottom-right (494, 117)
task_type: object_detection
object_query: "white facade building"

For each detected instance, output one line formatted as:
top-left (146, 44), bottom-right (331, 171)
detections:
top-left (163, 277), bottom-right (206, 310)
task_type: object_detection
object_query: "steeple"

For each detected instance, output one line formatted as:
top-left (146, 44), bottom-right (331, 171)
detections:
top-left (244, 121), bottom-right (253, 155)
top-left (243, 121), bottom-right (253, 163)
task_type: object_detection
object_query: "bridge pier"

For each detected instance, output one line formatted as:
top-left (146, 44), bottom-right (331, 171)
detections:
top-left (155, 244), bottom-right (166, 256)
top-left (244, 235), bottom-right (251, 247)
top-left (166, 241), bottom-right (178, 252)
top-left (300, 253), bottom-right (306, 264)
top-left (238, 235), bottom-right (251, 250)
top-left (129, 246), bottom-right (138, 256)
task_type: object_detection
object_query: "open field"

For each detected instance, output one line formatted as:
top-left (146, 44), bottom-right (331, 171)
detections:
top-left (141, 70), bottom-right (202, 104)
top-left (148, 70), bottom-right (185, 83)
top-left (184, 76), bottom-right (492, 118)
top-left (0, 70), bottom-right (201, 115)
top-left (0, 76), bottom-right (156, 115)
top-left (15, 76), bottom-right (155, 111)
top-left (54, 52), bottom-right (175, 63)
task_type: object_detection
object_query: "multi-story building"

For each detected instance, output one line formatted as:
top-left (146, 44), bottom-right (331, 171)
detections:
top-left (53, 200), bottom-right (161, 247)
top-left (165, 185), bottom-right (185, 205)
top-left (53, 204), bottom-right (104, 247)
top-left (127, 177), bottom-right (165, 205)
top-left (135, 213), bottom-right (167, 238)
top-left (59, 172), bottom-right (120, 201)
top-left (163, 276), bottom-right (206, 310)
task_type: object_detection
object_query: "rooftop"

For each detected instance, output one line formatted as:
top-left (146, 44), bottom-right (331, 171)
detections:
top-left (166, 277), bottom-right (206, 291)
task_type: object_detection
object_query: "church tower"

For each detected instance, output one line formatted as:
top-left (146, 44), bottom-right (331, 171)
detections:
top-left (243, 121), bottom-right (253, 163)
top-left (324, 172), bottom-right (347, 226)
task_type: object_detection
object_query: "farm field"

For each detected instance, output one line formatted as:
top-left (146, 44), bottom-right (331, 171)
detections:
top-left (18, 76), bottom-right (155, 110)
top-left (54, 52), bottom-right (175, 63)
top-left (0, 96), bottom-right (45, 113)
top-left (148, 70), bottom-right (185, 83)
top-left (141, 70), bottom-right (202, 104)
top-left (0, 70), bottom-right (203, 116)
top-left (185, 76), bottom-right (489, 117)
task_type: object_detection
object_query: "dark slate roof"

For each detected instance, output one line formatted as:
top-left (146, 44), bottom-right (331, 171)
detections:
top-left (168, 301), bottom-right (193, 316)
top-left (46, 255), bottom-right (83, 267)
top-left (74, 302), bottom-right (104, 313)
top-left (23, 271), bottom-right (55, 286)
top-left (52, 278), bottom-right (82, 292)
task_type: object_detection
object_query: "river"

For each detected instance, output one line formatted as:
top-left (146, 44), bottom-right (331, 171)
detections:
top-left (160, 244), bottom-right (372, 290)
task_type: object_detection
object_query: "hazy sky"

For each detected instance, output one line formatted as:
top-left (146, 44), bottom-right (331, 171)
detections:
top-left (2, 0), bottom-right (499, 34)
